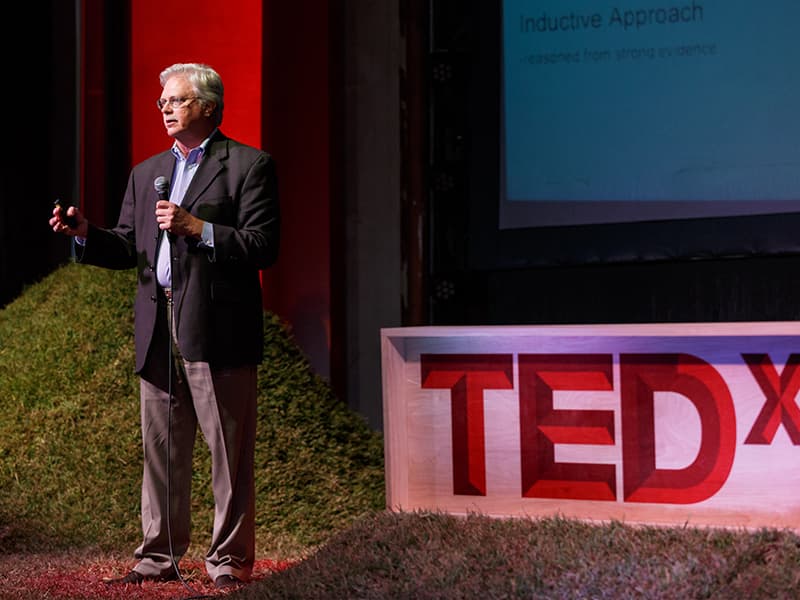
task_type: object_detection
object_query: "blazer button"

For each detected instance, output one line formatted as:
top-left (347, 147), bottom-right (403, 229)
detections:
top-left (150, 295), bottom-right (157, 302)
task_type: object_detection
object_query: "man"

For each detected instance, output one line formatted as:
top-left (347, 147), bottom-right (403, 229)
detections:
top-left (50, 63), bottom-right (279, 589)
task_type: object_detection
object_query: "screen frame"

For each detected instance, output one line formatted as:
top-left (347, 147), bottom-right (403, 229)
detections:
top-left (464, 2), bottom-right (800, 271)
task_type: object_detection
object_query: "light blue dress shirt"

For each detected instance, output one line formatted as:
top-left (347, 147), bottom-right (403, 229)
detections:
top-left (156, 136), bottom-right (216, 288)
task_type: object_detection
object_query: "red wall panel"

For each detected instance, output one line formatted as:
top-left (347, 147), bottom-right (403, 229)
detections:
top-left (261, 1), bottom-right (332, 378)
top-left (129, 0), bottom-right (263, 163)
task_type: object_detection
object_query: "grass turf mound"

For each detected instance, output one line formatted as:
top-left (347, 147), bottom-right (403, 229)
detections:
top-left (0, 263), bottom-right (385, 558)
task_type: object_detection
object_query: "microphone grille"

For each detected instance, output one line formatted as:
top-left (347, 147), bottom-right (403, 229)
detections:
top-left (154, 176), bottom-right (169, 194)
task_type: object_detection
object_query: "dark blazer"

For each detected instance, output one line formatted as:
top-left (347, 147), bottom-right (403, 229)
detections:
top-left (79, 130), bottom-right (280, 372)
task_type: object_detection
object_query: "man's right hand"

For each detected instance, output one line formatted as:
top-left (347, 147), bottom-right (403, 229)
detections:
top-left (50, 205), bottom-right (89, 238)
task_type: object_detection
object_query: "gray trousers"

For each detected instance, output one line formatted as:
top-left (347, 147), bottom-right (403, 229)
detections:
top-left (133, 296), bottom-right (257, 582)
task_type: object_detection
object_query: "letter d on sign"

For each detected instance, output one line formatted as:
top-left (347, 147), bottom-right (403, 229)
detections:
top-left (621, 354), bottom-right (736, 504)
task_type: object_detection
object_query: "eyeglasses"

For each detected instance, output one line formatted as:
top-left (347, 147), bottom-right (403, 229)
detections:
top-left (156, 96), bottom-right (199, 110)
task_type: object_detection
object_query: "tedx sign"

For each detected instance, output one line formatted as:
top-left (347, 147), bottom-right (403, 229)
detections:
top-left (380, 323), bottom-right (800, 529)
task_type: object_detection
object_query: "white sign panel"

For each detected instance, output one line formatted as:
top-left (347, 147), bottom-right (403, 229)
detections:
top-left (381, 323), bottom-right (800, 529)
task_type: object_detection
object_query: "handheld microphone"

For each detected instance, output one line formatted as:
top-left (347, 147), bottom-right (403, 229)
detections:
top-left (154, 176), bottom-right (170, 200)
top-left (154, 176), bottom-right (175, 241)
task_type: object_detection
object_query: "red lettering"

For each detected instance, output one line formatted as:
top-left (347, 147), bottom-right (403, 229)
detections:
top-left (421, 354), bottom-right (514, 495)
top-left (621, 354), bottom-right (736, 504)
top-left (518, 354), bottom-right (615, 500)
top-left (743, 354), bottom-right (800, 444)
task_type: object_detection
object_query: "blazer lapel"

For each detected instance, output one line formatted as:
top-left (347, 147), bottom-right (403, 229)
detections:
top-left (179, 132), bottom-right (229, 213)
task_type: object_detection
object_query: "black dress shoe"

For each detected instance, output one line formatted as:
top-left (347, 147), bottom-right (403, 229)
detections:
top-left (104, 569), bottom-right (178, 585)
top-left (215, 574), bottom-right (243, 589)
top-left (104, 570), bottom-right (145, 586)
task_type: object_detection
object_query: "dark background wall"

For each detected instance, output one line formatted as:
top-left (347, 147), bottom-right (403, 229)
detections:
top-left (2, 2), bottom-right (79, 305)
top-left (3, 1), bottom-right (799, 431)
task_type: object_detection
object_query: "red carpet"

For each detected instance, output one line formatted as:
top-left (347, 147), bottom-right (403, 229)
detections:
top-left (0, 556), bottom-right (294, 599)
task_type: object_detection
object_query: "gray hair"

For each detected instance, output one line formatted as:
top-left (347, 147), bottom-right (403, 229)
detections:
top-left (159, 63), bottom-right (224, 126)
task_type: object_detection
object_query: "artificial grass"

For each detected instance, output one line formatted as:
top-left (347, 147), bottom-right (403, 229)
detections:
top-left (0, 263), bottom-right (385, 558)
top-left (235, 511), bottom-right (800, 599)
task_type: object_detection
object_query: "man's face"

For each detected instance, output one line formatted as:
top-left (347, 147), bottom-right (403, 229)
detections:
top-left (159, 76), bottom-right (211, 144)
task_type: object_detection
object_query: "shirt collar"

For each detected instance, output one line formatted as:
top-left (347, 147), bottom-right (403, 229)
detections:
top-left (170, 128), bottom-right (217, 164)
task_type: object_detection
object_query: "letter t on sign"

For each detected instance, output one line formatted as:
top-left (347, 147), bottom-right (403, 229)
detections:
top-left (421, 354), bottom-right (514, 496)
